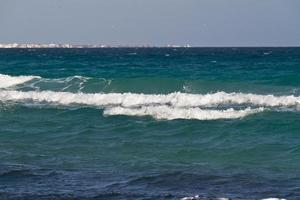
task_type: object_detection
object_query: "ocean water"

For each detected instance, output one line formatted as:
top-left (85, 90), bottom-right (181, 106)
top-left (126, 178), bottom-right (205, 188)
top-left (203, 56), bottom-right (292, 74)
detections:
top-left (0, 48), bottom-right (300, 200)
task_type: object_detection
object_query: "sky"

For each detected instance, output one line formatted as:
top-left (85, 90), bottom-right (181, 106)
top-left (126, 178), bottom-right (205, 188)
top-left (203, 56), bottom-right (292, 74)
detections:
top-left (0, 0), bottom-right (300, 46)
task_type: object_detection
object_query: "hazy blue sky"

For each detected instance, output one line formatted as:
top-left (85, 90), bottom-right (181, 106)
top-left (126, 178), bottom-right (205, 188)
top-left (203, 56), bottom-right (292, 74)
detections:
top-left (1, 0), bottom-right (300, 46)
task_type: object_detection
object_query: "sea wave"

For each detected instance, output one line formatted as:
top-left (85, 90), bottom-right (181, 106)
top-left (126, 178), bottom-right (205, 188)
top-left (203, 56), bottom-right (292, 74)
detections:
top-left (1, 74), bottom-right (300, 120)
top-left (103, 106), bottom-right (264, 120)
top-left (0, 74), bottom-right (40, 88)
top-left (181, 196), bottom-right (285, 200)
top-left (1, 90), bottom-right (300, 108)
top-left (0, 89), bottom-right (292, 120)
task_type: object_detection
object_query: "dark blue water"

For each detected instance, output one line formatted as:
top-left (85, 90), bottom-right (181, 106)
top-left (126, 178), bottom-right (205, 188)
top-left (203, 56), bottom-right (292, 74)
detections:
top-left (0, 48), bottom-right (300, 200)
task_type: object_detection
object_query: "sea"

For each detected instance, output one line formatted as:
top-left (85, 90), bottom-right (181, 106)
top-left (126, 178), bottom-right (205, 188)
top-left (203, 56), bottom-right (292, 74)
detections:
top-left (0, 47), bottom-right (299, 200)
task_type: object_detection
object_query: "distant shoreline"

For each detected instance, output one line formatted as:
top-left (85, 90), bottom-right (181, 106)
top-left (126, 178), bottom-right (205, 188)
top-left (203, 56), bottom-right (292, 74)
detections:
top-left (0, 43), bottom-right (191, 49)
top-left (0, 43), bottom-right (299, 49)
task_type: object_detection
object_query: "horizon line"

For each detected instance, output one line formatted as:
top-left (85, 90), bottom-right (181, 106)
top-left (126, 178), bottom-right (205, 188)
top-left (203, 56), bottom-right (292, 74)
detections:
top-left (0, 43), bottom-right (300, 48)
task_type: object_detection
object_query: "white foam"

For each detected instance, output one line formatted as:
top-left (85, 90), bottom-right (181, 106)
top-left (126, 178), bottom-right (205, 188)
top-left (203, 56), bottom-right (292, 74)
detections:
top-left (2, 89), bottom-right (300, 120)
top-left (181, 196), bottom-right (229, 200)
top-left (181, 196), bottom-right (201, 200)
top-left (261, 198), bottom-right (286, 200)
top-left (157, 92), bottom-right (300, 107)
top-left (0, 90), bottom-right (300, 108)
top-left (0, 74), bottom-right (40, 89)
top-left (103, 106), bottom-right (263, 120)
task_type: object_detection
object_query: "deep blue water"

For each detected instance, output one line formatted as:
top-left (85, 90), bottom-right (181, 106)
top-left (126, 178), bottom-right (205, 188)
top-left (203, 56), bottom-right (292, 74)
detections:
top-left (0, 48), bottom-right (300, 200)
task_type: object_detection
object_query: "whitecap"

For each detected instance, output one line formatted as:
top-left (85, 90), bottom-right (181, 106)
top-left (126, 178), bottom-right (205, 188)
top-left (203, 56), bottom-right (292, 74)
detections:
top-left (261, 198), bottom-right (286, 200)
top-left (0, 90), bottom-right (300, 108)
top-left (0, 74), bottom-right (40, 89)
top-left (103, 106), bottom-right (263, 120)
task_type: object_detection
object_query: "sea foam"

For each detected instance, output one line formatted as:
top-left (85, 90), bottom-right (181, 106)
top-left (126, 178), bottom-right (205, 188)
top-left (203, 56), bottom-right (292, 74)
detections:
top-left (0, 89), bottom-right (291, 120)
top-left (180, 197), bottom-right (285, 200)
top-left (0, 74), bottom-right (40, 89)
top-left (1, 74), bottom-right (300, 120)
top-left (103, 106), bottom-right (264, 120)
top-left (0, 90), bottom-right (300, 108)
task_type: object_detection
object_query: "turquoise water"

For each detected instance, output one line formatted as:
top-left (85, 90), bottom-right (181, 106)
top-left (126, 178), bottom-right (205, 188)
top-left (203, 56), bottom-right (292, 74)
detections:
top-left (0, 48), bottom-right (300, 200)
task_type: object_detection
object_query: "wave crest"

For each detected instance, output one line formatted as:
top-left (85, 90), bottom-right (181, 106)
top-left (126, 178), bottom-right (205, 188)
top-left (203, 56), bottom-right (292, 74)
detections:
top-left (1, 90), bottom-right (300, 108)
top-left (0, 74), bottom-right (40, 89)
top-left (0, 90), bottom-right (287, 120)
top-left (1, 74), bottom-right (299, 120)
top-left (103, 106), bottom-right (264, 120)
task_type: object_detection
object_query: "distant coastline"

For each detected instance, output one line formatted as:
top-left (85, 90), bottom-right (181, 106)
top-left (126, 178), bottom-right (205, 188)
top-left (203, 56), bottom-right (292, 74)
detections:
top-left (0, 43), bottom-right (299, 49)
top-left (0, 43), bottom-right (191, 49)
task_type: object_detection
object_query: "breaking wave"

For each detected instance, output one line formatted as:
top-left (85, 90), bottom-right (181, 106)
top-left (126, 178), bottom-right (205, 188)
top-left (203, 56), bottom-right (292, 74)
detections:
top-left (0, 89), bottom-right (296, 120)
top-left (0, 74), bottom-right (40, 88)
top-left (0, 73), bottom-right (300, 120)
top-left (181, 196), bottom-right (285, 200)
top-left (1, 90), bottom-right (300, 108)
top-left (103, 106), bottom-right (264, 120)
